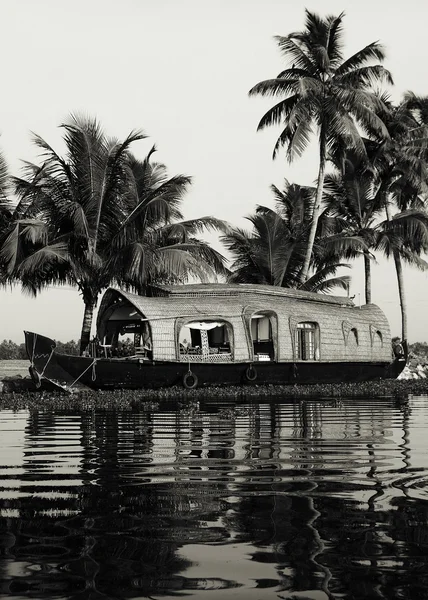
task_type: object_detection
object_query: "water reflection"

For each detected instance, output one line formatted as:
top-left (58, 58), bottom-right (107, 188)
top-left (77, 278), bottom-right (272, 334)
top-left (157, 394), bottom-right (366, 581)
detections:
top-left (0, 396), bottom-right (428, 599)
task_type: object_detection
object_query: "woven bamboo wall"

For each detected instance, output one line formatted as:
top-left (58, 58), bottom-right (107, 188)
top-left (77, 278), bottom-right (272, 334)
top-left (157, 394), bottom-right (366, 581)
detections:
top-left (100, 286), bottom-right (392, 364)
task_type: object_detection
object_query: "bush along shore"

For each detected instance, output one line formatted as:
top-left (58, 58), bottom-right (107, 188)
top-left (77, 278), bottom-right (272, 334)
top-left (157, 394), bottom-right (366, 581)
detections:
top-left (0, 377), bottom-right (427, 411)
top-left (399, 361), bottom-right (428, 380)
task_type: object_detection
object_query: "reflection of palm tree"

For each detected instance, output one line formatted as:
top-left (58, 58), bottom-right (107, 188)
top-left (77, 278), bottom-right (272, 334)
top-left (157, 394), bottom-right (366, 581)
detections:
top-left (0, 409), bottom-right (197, 599)
top-left (365, 438), bottom-right (389, 600)
top-left (397, 398), bottom-right (412, 473)
top-left (289, 402), bottom-right (334, 597)
top-left (3, 399), bottom-right (427, 599)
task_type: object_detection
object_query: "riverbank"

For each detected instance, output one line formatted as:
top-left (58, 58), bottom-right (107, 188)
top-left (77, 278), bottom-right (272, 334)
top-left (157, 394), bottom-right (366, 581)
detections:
top-left (1, 359), bottom-right (428, 410)
top-left (0, 377), bottom-right (427, 411)
top-left (0, 359), bottom-right (30, 378)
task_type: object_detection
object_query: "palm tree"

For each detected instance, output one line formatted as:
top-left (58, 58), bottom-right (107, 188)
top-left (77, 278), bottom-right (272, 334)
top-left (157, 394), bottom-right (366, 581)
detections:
top-left (0, 150), bottom-right (13, 280)
top-left (324, 156), bottom-right (383, 304)
top-left (249, 9), bottom-right (392, 284)
top-left (375, 213), bottom-right (428, 341)
top-left (325, 152), bottom-right (428, 324)
top-left (106, 148), bottom-right (229, 294)
top-left (222, 180), bottom-right (352, 293)
top-left (367, 97), bottom-right (428, 340)
top-left (1, 116), bottom-right (229, 353)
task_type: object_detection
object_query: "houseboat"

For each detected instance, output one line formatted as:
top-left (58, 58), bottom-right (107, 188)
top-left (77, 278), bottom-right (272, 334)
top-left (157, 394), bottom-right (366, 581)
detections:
top-left (25, 283), bottom-right (407, 391)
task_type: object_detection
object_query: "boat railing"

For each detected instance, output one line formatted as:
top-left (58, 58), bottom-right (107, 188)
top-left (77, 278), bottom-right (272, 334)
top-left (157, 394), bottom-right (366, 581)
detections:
top-left (180, 353), bottom-right (233, 363)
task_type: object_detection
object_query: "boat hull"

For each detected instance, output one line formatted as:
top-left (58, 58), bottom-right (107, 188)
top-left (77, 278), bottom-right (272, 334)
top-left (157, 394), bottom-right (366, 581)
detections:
top-left (24, 331), bottom-right (407, 391)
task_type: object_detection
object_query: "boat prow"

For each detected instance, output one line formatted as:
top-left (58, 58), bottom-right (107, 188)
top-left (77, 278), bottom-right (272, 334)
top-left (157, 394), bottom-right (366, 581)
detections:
top-left (25, 331), bottom-right (91, 393)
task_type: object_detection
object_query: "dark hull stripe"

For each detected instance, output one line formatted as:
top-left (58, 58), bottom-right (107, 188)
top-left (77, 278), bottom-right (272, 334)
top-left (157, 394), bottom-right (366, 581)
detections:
top-left (25, 331), bottom-right (406, 391)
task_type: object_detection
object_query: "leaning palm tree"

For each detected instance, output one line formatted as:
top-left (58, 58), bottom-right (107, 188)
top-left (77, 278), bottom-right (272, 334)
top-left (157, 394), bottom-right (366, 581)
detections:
top-left (249, 9), bottom-right (392, 283)
top-left (222, 180), bottom-right (352, 293)
top-left (1, 116), bottom-right (229, 353)
top-left (375, 212), bottom-right (428, 340)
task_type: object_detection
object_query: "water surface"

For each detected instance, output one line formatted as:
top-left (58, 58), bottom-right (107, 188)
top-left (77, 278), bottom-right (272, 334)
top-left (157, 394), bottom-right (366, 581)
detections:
top-left (1, 395), bottom-right (428, 599)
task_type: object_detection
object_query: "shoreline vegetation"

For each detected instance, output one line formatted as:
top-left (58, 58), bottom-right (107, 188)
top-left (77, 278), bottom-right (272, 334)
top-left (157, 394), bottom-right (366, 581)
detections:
top-left (0, 358), bottom-right (428, 410)
top-left (0, 379), bottom-right (427, 411)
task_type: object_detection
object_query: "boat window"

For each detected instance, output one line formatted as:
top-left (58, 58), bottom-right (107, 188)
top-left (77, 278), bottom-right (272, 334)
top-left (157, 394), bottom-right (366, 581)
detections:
top-left (373, 330), bottom-right (383, 348)
top-left (296, 322), bottom-right (320, 361)
top-left (349, 328), bottom-right (359, 347)
top-left (250, 312), bottom-right (276, 361)
top-left (179, 320), bottom-right (233, 362)
top-left (251, 315), bottom-right (272, 342)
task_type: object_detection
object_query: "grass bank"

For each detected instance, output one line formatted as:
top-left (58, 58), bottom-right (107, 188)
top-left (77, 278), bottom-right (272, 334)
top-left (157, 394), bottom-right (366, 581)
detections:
top-left (0, 359), bottom-right (29, 378)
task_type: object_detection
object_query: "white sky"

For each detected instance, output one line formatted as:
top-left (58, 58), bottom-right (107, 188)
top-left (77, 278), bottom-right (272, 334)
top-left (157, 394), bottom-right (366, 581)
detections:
top-left (1, 0), bottom-right (428, 344)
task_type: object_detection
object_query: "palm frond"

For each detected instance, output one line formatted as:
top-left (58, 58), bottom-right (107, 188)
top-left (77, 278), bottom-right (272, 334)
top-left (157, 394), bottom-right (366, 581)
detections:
top-left (0, 219), bottom-right (50, 273)
top-left (249, 78), bottom-right (299, 98)
top-left (303, 273), bottom-right (351, 293)
top-left (274, 35), bottom-right (315, 72)
top-left (0, 150), bottom-right (11, 211)
top-left (257, 95), bottom-right (300, 131)
top-left (16, 242), bottom-right (69, 276)
top-left (161, 216), bottom-right (231, 240)
top-left (335, 65), bottom-right (393, 88)
top-left (325, 13), bottom-right (344, 66)
top-left (335, 41), bottom-right (389, 76)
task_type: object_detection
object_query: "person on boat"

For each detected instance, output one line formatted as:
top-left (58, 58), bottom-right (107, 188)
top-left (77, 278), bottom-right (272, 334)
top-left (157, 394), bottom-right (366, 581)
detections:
top-left (141, 323), bottom-right (153, 358)
top-left (180, 338), bottom-right (189, 354)
top-left (392, 338), bottom-right (405, 358)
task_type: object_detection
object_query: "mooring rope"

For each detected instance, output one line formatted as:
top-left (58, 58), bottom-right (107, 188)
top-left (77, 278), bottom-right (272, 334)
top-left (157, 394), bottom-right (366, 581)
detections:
top-left (68, 358), bottom-right (98, 390)
top-left (39, 347), bottom-right (55, 378)
top-left (30, 333), bottom-right (55, 383)
top-left (31, 333), bottom-right (37, 367)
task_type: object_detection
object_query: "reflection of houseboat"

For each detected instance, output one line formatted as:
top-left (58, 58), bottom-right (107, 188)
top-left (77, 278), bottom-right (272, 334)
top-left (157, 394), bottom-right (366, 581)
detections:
top-left (25, 284), bottom-right (407, 391)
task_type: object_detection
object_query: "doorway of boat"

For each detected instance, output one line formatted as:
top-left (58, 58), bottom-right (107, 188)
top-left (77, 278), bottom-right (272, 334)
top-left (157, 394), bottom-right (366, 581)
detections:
top-left (96, 292), bottom-right (153, 360)
top-left (250, 312), bottom-right (277, 361)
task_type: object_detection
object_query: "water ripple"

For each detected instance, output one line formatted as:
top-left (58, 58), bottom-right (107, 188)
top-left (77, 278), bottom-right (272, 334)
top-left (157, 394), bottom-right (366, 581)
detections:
top-left (0, 397), bottom-right (428, 599)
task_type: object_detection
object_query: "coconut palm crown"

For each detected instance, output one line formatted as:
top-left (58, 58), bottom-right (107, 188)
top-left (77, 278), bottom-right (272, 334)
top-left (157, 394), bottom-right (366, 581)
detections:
top-left (249, 9), bottom-right (392, 284)
top-left (222, 179), bottom-right (353, 294)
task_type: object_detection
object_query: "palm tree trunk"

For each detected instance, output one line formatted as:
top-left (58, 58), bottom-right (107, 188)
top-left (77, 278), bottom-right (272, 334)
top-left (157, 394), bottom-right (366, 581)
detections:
top-left (385, 201), bottom-right (407, 341)
top-left (364, 252), bottom-right (372, 304)
top-left (393, 249), bottom-right (407, 341)
top-left (79, 301), bottom-right (95, 355)
top-left (300, 135), bottom-right (326, 284)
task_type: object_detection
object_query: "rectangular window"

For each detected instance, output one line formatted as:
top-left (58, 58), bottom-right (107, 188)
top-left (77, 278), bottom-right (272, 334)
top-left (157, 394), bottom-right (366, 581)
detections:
top-left (251, 316), bottom-right (272, 341)
top-left (258, 317), bottom-right (271, 341)
top-left (296, 323), bottom-right (318, 360)
top-left (251, 319), bottom-right (258, 340)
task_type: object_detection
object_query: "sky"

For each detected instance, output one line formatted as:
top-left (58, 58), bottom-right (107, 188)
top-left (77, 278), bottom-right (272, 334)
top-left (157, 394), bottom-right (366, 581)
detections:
top-left (1, 0), bottom-right (428, 344)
